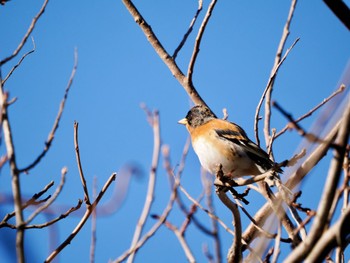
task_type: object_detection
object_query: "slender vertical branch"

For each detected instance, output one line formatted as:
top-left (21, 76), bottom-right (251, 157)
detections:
top-left (254, 38), bottom-right (299, 146)
top-left (216, 188), bottom-right (242, 263)
top-left (127, 110), bottom-right (161, 263)
top-left (263, 0), bottom-right (298, 149)
top-left (0, 79), bottom-right (24, 263)
top-left (187, 0), bottom-right (218, 85)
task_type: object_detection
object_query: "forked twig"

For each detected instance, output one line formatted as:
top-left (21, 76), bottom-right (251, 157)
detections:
top-left (2, 37), bottom-right (36, 85)
top-left (262, 0), bottom-right (298, 149)
top-left (0, 0), bottom-right (50, 66)
top-left (74, 121), bottom-right (91, 205)
top-left (187, 0), bottom-right (218, 84)
top-left (172, 0), bottom-right (203, 60)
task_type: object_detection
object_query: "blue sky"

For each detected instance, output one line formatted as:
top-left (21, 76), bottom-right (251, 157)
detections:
top-left (0, 1), bottom-right (349, 262)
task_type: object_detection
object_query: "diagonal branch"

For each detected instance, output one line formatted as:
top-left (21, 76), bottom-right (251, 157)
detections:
top-left (0, 0), bottom-right (50, 66)
top-left (2, 37), bottom-right (36, 85)
top-left (121, 0), bottom-right (208, 107)
top-left (45, 173), bottom-right (117, 263)
top-left (262, 0), bottom-right (298, 149)
top-left (172, 0), bottom-right (203, 60)
top-left (187, 0), bottom-right (218, 85)
top-left (19, 49), bottom-right (78, 173)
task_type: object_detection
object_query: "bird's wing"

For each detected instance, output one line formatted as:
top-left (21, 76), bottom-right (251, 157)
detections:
top-left (214, 123), bottom-right (276, 172)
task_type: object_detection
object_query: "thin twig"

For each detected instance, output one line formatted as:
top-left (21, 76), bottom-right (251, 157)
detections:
top-left (152, 215), bottom-right (196, 263)
top-left (263, 0), bottom-right (298, 148)
top-left (275, 84), bottom-right (346, 138)
top-left (19, 49), bottom-right (78, 173)
top-left (90, 177), bottom-right (98, 263)
top-left (74, 121), bottom-right (91, 205)
top-left (0, 0), bottom-right (50, 66)
top-left (0, 180), bottom-right (54, 226)
top-left (273, 101), bottom-right (334, 145)
top-left (2, 37), bottom-right (36, 85)
top-left (187, 0), bottom-right (218, 85)
top-left (25, 167), bottom-right (67, 225)
top-left (177, 179), bottom-right (235, 236)
top-left (127, 109), bottom-right (161, 263)
top-left (172, 0), bottom-right (203, 60)
top-left (254, 37), bottom-right (299, 146)
top-left (25, 199), bottom-right (82, 229)
top-left (45, 173), bottom-right (117, 263)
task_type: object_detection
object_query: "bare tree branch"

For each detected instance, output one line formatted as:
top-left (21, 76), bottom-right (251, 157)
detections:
top-left (254, 38), bottom-right (299, 146)
top-left (0, 70), bottom-right (25, 263)
top-left (187, 0), bottom-right (218, 85)
top-left (2, 37), bottom-right (36, 85)
top-left (127, 109), bottom-right (161, 263)
top-left (74, 121), bottom-right (91, 205)
top-left (25, 167), bottom-right (68, 225)
top-left (172, 0), bottom-right (203, 60)
top-left (262, 0), bottom-right (298, 149)
top-left (45, 172), bottom-right (117, 263)
top-left (19, 49), bottom-right (78, 173)
top-left (215, 186), bottom-right (242, 262)
top-left (0, 0), bottom-right (50, 66)
top-left (275, 84), bottom-right (346, 139)
top-left (285, 98), bottom-right (350, 262)
top-left (306, 204), bottom-right (350, 262)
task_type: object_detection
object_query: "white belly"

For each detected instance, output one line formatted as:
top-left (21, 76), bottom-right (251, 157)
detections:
top-left (192, 136), bottom-right (261, 178)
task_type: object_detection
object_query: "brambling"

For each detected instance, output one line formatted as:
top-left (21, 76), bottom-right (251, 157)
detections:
top-left (178, 105), bottom-right (282, 179)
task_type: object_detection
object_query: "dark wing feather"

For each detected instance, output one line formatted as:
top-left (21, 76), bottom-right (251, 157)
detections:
top-left (215, 127), bottom-right (278, 172)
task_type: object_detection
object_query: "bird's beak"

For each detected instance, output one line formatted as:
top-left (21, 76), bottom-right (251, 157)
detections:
top-left (178, 118), bottom-right (188, 125)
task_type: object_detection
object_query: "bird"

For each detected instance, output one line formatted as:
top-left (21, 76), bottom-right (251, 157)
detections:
top-left (178, 105), bottom-right (282, 179)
